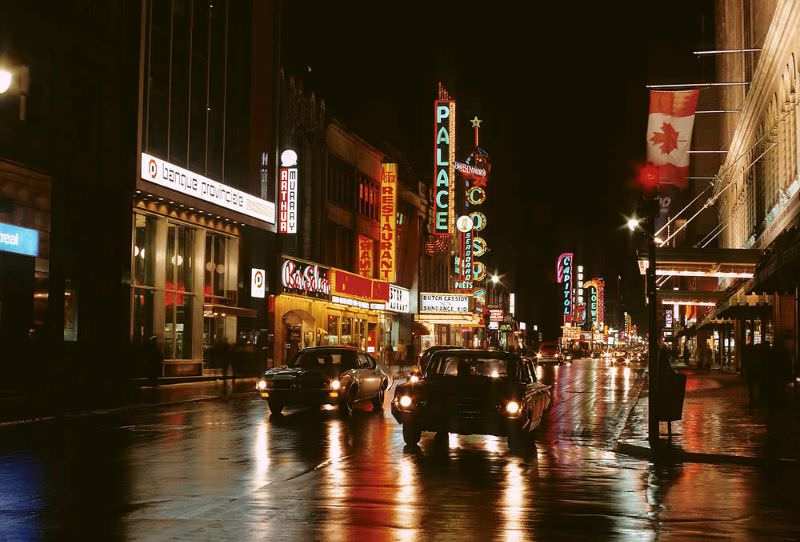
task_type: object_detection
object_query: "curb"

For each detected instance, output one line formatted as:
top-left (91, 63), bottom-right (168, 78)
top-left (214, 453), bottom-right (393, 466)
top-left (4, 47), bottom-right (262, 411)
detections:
top-left (615, 440), bottom-right (800, 469)
top-left (0, 387), bottom-right (258, 430)
top-left (613, 374), bottom-right (800, 469)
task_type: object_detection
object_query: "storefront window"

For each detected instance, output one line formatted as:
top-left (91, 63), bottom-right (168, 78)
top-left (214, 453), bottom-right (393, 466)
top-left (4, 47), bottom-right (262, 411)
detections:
top-left (132, 289), bottom-right (154, 342)
top-left (205, 232), bottom-right (234, 302)
top-left (341, 317), bottom-right (353, 346)
top-left (133, 213), bottom-right (156, 286)
top-left (327, 315), bottom-right (339, 345)
top-left (164, 222), bottom-right (195, 360)
top-left (132, 213), bottom-right (157, 343)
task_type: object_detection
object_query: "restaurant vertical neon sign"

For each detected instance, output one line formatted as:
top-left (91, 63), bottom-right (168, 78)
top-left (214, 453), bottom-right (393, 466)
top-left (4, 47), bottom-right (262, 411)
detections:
top-left (379, 163), bottom-right (398, 282)
top-left (434, 100), bottom-right (455, 233)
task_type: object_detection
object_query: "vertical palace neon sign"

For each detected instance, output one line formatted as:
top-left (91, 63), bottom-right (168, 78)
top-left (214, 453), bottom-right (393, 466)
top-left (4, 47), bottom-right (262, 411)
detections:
top-left (557, 253), bottom-right (573, 323)
top-left (434, 100), bottom-right (456, 233)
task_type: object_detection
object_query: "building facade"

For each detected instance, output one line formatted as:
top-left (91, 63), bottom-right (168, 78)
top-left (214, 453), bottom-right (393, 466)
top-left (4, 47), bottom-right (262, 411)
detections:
top-left (711, 0), bottom-right (800, 376)
top-left (269, 76), bottom-right (425, 367)
top-left (0, 0), bottom-right (280, 385)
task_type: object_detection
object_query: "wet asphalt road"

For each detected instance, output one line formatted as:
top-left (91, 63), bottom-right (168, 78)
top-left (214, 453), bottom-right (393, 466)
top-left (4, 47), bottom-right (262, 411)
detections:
top-left (2, 358), bottom-right (800, 541)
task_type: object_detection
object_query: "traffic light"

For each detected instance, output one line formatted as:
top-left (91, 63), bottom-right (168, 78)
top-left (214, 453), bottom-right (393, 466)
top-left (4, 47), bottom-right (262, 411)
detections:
top-left (637, 162), bottom-right (659, 195)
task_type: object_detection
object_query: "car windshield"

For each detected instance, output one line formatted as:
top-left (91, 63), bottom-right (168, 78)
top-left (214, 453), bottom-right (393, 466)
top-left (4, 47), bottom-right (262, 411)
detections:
top-left (427, 353), bottom-right (518, 379)
top-left (289, 350), bottom-right (355, 370)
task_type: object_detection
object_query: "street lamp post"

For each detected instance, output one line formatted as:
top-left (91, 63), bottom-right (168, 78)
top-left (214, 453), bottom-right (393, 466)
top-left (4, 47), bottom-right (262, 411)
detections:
top-left (645, 201), bottom-right (659, 445)
top-left (628, 196), bottom-right (661, 445)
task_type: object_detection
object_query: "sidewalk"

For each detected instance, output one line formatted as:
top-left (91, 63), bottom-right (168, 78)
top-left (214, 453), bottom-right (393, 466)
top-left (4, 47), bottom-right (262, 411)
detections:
top-left (0, 377), bottom-right (257, 427)
top-left (616, 369), bottom-right (800, 466)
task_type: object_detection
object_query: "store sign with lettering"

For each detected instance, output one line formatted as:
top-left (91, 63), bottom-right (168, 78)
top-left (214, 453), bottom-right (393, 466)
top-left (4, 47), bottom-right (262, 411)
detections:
top-left (387, 285), bottom-right (410, 313)
top-left (250, 268), bottom-right (265, 299)
top-left (0, 222), bottom-right (38, 257)
top-left (280, 257), bottom-right (330, 299)
top-left (278, 167), bottom-right (298, 234)
top-left (434, 100), bottom-right (455, 233)
top-left (421, 293), bottom-right (470, 314)
top-left (489, 309), bottom-right (504, 322)
top-left (357, 235), bottom-right (374, 278)
top-left (141, 153), bottom-right (275, 224)
top-left (379, 163), bottom-right (397, 282)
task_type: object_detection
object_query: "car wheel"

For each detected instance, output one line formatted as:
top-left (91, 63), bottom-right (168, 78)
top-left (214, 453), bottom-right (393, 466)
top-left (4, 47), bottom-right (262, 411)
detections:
top-left (267, 399), bottom-right (283, 415)
top-left (403, 423), bottom-right (421, 446)
top-left (339, 387), bottom-right (356, 417)
top-left (371, 387), bottom-right (385, 411)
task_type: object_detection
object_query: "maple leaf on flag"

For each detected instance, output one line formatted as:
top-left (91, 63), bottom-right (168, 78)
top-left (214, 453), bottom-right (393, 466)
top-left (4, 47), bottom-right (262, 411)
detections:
top-left (650, 122), bottom-right (680, 154)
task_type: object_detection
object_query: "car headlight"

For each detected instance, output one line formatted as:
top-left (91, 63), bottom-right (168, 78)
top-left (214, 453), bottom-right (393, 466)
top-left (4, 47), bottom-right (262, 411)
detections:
top-left (505, 401), bottom-right (521, 415)
top-left (329, 379), bottom-right (341, 391)
top-left (409, 374), bottom-right (419, 383)
top-left (257, 379), bottom-right (267, 390)
top-left (398, 395), bottom-right (413, 408)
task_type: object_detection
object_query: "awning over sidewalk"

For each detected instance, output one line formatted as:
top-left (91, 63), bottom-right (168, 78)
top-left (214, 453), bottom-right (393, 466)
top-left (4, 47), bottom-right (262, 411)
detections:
top-left (716, 292), bottom-right (773, 318)
top-left (658, 289), bottom-right (726, 306)
top-left (203, 304), bottom-right (258, 318)
top-left (697, 318), bottom-right (735, 330)
top-left (637, 247), bottom-right (761, 278)
top-left (415, 313), bottom-right (482, 327)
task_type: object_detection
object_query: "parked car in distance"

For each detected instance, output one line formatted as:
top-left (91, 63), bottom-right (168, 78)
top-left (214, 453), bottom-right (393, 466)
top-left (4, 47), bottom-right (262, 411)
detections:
top-left (392, 349), bottom-right (551, 450)
top-left (536, 341), bottom-right (562, 365)
top-left (257, 346), bottom-right (391, 416)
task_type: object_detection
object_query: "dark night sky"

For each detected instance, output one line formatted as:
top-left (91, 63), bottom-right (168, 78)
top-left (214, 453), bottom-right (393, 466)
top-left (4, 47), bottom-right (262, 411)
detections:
top-left (283, 1), bottom-right (714, 340)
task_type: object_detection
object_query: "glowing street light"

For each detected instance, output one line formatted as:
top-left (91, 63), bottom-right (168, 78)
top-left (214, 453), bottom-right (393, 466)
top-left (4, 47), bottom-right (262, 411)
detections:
top-left (0, 69), bottom-right (12, 94)
top-left (626, 217), bottom-right (640, 232)
top-left (490, 274), bottom-right (500, 284)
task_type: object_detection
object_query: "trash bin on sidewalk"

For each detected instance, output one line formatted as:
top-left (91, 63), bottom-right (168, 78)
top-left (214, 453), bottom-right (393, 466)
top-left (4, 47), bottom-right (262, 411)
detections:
top-left (654, 359), bottom-right (687, 435)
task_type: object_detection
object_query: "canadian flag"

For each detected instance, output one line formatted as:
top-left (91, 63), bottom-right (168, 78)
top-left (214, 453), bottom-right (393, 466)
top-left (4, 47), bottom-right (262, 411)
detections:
top-left (646, 90), bottom-right (700, 190)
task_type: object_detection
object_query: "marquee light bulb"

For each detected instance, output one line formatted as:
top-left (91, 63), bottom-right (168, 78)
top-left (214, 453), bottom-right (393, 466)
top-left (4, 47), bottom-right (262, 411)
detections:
top-left (0, 69), bottom-right (11, 94)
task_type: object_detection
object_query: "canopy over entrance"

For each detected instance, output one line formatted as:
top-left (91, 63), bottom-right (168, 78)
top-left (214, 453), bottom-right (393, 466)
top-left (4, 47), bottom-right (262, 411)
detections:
top-left (637, 247), bottom-right (761, 279)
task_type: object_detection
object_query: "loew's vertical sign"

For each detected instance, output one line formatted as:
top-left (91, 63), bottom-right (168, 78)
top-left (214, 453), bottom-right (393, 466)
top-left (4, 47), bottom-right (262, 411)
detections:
top-left (379, 163), bottom-right (398, 282)
top-left (434, 100), bottom-right (455, 233)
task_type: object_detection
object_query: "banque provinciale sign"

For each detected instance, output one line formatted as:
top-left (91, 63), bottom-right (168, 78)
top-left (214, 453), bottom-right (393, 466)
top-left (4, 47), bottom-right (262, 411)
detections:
top-left (141, 152), bottom-right (275, 224)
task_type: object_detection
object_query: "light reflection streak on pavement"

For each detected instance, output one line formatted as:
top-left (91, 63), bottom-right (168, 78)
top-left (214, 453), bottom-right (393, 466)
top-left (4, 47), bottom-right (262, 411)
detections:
top-left (0, 358), bottom-right (799, 540)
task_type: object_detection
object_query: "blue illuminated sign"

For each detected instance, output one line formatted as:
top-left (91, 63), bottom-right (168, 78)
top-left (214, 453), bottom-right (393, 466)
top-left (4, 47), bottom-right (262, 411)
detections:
top-left (0, 222), bottom-right (39, 257)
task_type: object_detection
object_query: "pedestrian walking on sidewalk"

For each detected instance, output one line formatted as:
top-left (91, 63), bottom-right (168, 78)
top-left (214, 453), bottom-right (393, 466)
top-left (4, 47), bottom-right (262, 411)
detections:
top-left (743, 342), bottom-right (757, 405)
top-left (767, 340), bottom-right (790, 408)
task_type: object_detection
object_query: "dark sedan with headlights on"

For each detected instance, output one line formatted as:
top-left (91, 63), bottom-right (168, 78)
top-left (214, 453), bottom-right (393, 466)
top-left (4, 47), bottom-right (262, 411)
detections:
top-left (257, 346), bottom-right (391, 416)
top-left (391, 349), bottom-right (551, 450)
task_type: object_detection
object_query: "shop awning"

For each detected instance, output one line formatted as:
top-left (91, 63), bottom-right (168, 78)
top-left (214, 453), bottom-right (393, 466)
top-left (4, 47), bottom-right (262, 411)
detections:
top-left (415, 313), bottom-right (483, 327)
top-left (716, 292), bottom-right (773, 318)
top-left (411, 321), bottom-right (431, 336)
top-left (658, 289), bottom-right (726, 306)
top-left (637, 247), bottom-right (761, 278)
top-left (697, 318), bottom-right (735, 330)
top-left (203, 304), bottom-right (258, 318)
